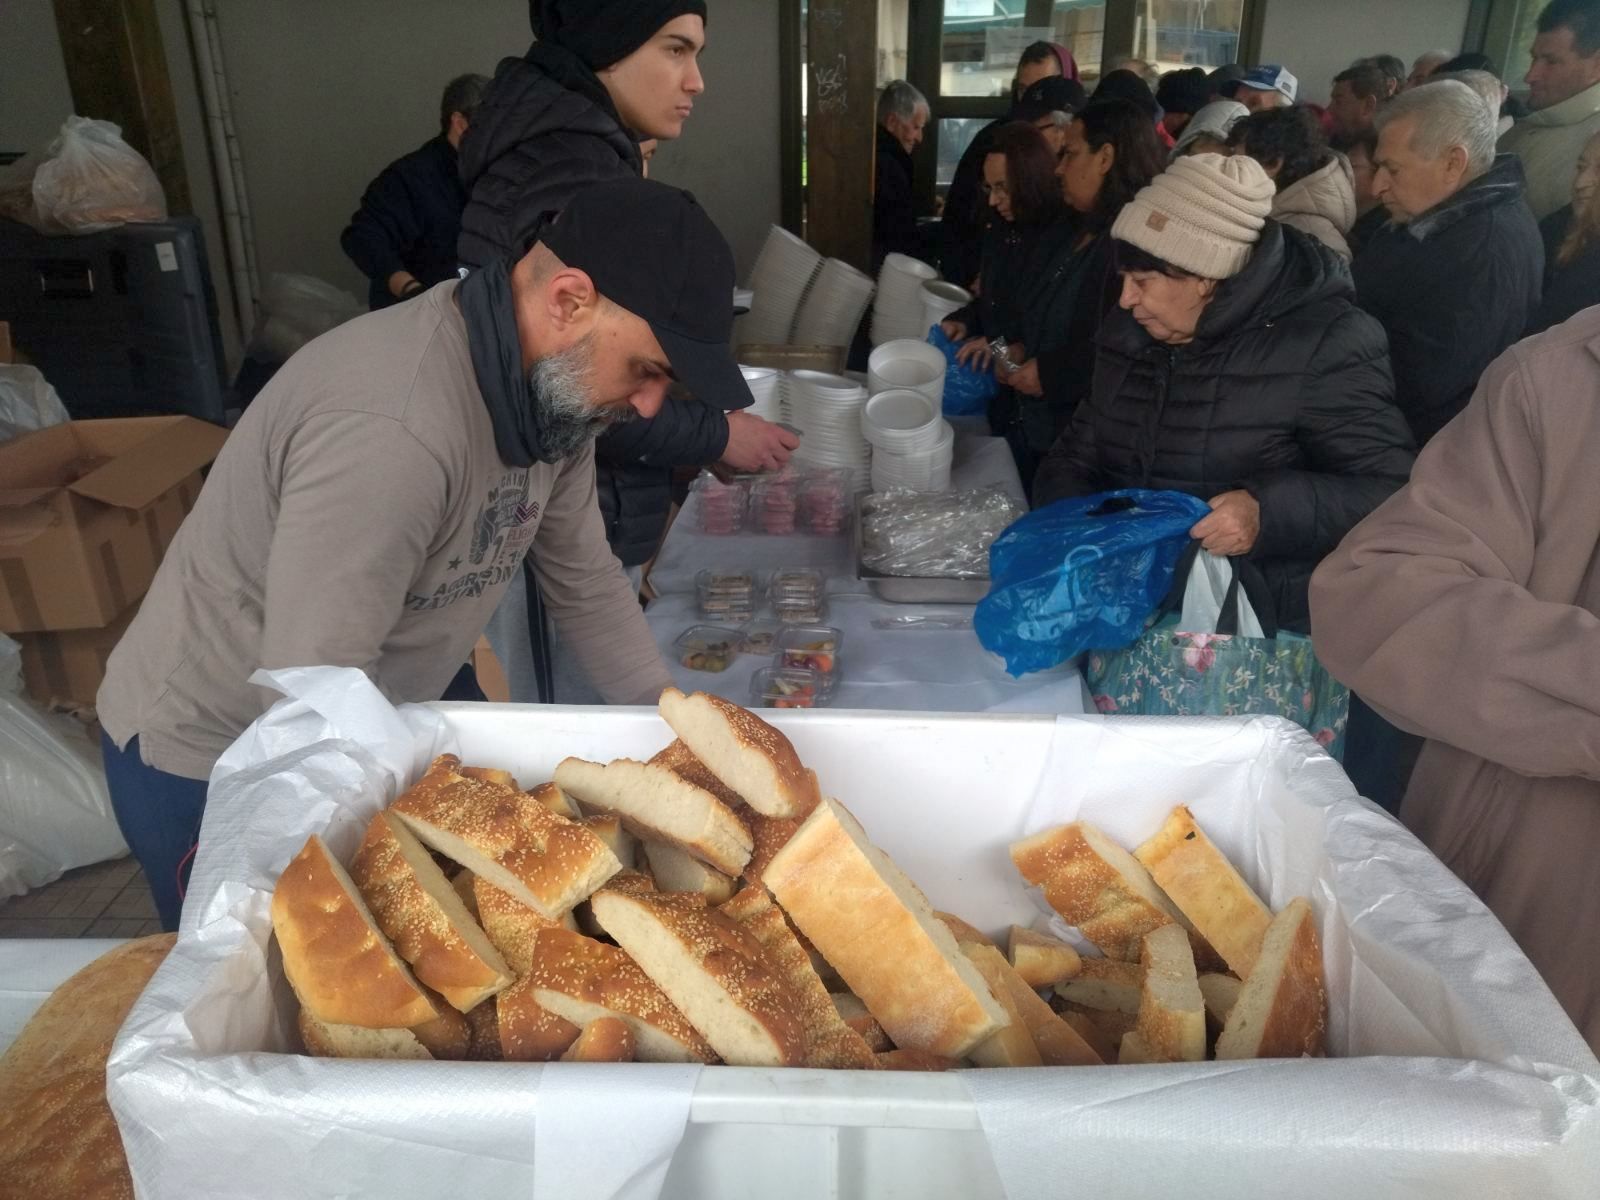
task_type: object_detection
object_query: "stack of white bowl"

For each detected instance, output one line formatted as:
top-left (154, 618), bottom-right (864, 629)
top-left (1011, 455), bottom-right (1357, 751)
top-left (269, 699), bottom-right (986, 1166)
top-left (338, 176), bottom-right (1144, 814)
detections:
top-left (742, 225), bottom-right (823, 344)
top-left (870, 252), bottom-right (939, 345)
top-left (791, 257), bottom-right (877, 348)
top-left (867, 339), bottom-right (946, 409)
top-left (921, 280), bottom-right (972, 331)
top-left (863, 389), bottom-right (955, 492)
top-left (787, 369), bottom-right (871, 492)
top-left (740, 365), bottom-right (782, 422)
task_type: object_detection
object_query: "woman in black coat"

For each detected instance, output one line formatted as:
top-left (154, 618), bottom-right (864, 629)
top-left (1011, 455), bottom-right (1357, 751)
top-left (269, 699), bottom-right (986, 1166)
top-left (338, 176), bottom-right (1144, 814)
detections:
top-left (1528, 130), bottom-right (1600, 336)
top-left (1034, 153), bottom-right (1416, 632)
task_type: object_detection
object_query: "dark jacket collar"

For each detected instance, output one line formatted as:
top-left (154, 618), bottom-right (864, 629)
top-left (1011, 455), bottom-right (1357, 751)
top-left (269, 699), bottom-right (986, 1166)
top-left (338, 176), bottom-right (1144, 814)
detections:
top-left (877, 125), bottom-right (912, 169)
top-left (1404, 154), bottom-right (1529, 243)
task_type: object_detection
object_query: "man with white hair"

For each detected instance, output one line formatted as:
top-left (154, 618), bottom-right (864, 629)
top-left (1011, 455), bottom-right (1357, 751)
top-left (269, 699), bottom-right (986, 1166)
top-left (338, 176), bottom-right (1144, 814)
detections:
top-left (874, 79), bottom-right (930, 269)
top-left (1405, 49), bottom-right (1454, 89)
top-left (1352, 79), bottom-right (1543, 446)
top-left (1434, 68), bottom-right (1515, 137)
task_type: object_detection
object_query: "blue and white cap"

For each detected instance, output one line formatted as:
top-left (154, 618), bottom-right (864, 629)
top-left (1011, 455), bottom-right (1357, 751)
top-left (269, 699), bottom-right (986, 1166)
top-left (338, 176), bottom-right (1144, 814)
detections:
top-left (1234, 65), bottom-right (1298, 102)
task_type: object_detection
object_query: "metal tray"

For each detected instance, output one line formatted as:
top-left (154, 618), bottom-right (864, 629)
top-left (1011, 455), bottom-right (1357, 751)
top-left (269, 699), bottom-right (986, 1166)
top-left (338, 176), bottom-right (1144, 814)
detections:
top-left (853, 494), bottom-right (990, 604)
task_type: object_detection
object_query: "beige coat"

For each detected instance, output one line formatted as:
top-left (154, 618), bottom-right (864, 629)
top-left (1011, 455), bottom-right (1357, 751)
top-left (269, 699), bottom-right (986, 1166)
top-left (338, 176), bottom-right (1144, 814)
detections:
top-left (1273, 155), bottom-right (1356, 261)
top-left (1310, 308), bottom-right (1600, 1052)
top-left (1500, 81), bottom-right (1600, 219)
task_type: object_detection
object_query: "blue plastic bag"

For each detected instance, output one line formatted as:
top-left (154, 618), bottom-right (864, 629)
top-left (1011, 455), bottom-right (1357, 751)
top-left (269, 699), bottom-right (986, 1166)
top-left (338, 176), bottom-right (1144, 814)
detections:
top-left (926, 324), bottom-right (996, 417)
top-left (975, 489), bottom-right (1212, 677)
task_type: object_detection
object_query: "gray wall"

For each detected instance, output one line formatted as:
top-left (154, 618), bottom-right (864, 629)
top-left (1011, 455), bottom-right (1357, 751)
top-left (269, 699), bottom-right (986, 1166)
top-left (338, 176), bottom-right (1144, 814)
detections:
top-left (0, 0), bottom-right (76, 155)
top-left (1259, 0), bottom-right (1473, 105)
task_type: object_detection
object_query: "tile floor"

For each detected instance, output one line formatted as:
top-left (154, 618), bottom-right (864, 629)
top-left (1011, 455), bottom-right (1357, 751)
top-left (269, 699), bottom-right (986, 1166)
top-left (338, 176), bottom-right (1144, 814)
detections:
top-left (0, 855), bottom-right (163, 938)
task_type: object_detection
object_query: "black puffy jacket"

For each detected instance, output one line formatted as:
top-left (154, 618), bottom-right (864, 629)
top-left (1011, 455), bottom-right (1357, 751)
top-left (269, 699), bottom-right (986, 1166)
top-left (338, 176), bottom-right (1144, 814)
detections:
top-left (1351, 155), bottom-right (1543, 446)
top-left (456, 51), bottom-right (731, 565)
top-left (1034, 222), bottom-right (1416, 632)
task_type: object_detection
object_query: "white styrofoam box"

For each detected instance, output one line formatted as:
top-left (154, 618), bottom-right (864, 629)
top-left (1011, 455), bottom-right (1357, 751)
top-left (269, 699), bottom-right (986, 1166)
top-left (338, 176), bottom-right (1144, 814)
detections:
top-left (107, 668), bottom-right (1600, 1200)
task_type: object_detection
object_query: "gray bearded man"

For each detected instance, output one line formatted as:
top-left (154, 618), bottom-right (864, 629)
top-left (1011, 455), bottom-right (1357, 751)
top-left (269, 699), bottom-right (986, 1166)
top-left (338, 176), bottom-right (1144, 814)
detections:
top-left (96, 177), bottom-right (751, 929)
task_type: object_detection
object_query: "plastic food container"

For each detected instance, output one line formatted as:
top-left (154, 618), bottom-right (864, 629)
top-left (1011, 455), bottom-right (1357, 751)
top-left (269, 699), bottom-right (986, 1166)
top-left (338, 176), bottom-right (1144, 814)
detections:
top-left (750, 475), bottom-right (800, 536)
top-left (798, 470), bottom-right (850, 536)
top-left (749, 665), bottom-right (828, 709)
top-left (737, 618), bottom-right (782, 657)
top-left (696, 568), bottom-right (760, 623)
top-left (775, 625), bottom-right (842, 691)
top-left (689, 474), bottom-right (748, 535)
top-left (769, 567), bottom-right (827, 623)
top-left (673, 625), bottom-right (741, 673)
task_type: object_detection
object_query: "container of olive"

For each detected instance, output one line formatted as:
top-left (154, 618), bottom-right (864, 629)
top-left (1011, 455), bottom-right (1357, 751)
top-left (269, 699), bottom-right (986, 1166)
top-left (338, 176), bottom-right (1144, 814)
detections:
top-left (673, 624), bottom-right (741, 673)
top-left (773, 624), bottom-right (842, 694)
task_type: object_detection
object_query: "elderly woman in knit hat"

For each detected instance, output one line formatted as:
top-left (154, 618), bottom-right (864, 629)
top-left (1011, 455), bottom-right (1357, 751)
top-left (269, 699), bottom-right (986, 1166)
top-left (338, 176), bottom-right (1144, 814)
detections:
top-left (1033, 153), bottom-right (1415, 632)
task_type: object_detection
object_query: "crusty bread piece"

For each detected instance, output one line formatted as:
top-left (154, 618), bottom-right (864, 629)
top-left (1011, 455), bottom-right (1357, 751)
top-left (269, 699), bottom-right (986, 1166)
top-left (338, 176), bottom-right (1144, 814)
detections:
top-left (830, 993), bottom-right (893, 1052)
top-left (560, 1017), bottom-right (637, 1063)
top-left (473, 878), bottom-right (574, 978)
top-left (0, 932), bottom-right (174, 1200)
top-left (658, 688), bottom-right (820, 818)
top-left (450, 868), bottom-right (478, 916)
top-left (1057, 1007), bottom-right (1118, 1062)
top-left (958, 944), bottom-right (1044, 1067)
top-left (763, 795), bottom-right (1009, 1058)
top-left (527, 926), bottom-right (716, 1063)
top-left (1010, 821), bottom-right (1205, 962)
top-left (1215, 898), bottom-right (1327, 1060)
top-left (739, 806), bottom-right (805, 888)
top-left (935, 912), bottom-right (996, 948)
top-left (591, 887), bottom-right (805, 1067)
top-left (496, 974), bottom-right (582, 1061)
top-left (392, 756), bottom-right (620, 919)
top-left (1133, 805), bottom-right (1272, 978)
top-left (464, 997), bottom-right (503, 1061)
top-left (1055, 956), bottom-right (1144, 1014)
top-left (461, 766), bottom-right (519, 789)
top-left (1117, 1031), bottom-right (1161, 1064)
top-left (1008, 926), bottom-right (1083, 988)
top-left (531, 780), bottom-right (583, 820)
top-left (271, 834), bottom-right (437, 1028)
top-left (1135, 924), bottom-right (1206, 1063)
top-left (350, 811), bottom-right (513, 1012)
top-left (582, 813), bottom-right (636, 870)
top-left (1198, 972), bottom-right (1243, 1028)
top-left (719, 885), bottom-right (878, 1069)
top-left (650, 737), bottom-right (747, 808)
top-left (297, 1009), bottom-right (432, 1060)
top-left (411, 1002), bottom-right (471, 1060)
top-left (876, 1048), bottom-right (961, 1071)
top-left (555, 757), bottom-right (753, 876)
top-left (964, 943), bottom-right (1103, 1067)
top-left (643, 839), bottom-right (736, 902)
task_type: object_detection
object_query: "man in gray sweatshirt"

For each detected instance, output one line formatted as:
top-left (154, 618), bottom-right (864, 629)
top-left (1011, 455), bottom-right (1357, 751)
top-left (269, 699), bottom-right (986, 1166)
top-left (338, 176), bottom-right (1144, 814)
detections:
top-left (97, 177), bottom-right (752, 927)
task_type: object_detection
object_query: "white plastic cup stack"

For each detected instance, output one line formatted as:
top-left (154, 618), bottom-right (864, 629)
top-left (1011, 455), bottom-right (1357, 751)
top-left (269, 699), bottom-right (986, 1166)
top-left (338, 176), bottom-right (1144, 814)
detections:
top-left (867, 338), bottom-right (946, 409)
top-left (870, 252), bottom-right (939, 345)
top-left (787, 369), bottom-right (871, 493)
top-left (922, 280), bottom-right (972, 331)
top-left (740, 365), bottom-right (782, 422)
top-left (791, 257), bottom-right (877, 348)
top-left (742, 224), bottom-right (823, 344)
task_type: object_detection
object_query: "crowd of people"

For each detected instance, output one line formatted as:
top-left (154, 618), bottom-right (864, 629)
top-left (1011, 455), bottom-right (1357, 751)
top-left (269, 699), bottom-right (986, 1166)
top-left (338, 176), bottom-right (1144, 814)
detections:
top-left (876, 0), bottom-right (1600, 1050)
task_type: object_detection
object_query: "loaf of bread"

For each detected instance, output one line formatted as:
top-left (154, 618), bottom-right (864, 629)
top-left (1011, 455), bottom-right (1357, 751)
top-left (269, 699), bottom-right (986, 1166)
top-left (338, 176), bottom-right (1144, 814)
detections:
top-left (1134, 805), bottom-right (1272, 978)
top-left (763, 795), bottom-right (1009, 1058)
top-left (1198, 972), bottom-right (1243, 1028)
top-left (272, 834), bottom-right (438, 1028)
top-left (1055, 956), bottom-right (1144, 1014)
top-left (1057, 1006), bottom-right (1119, 1062)
top-left (1117, 1030), bottom-right (1160, 1064)
top-left (591, 887), bottom-right (806, 1067)
top-left (527, 925), bottom-right (716, 1063)
top-left (464, 997), bottom-right (503, 1061)
top-left (496, 974), bottom-right (582, 1062)
top-left (650, 737), bottom-right (746, 807)
top-left (957, 944), bottom-right (1043, 1067)
top-left (1007, 926), bottom-right (1083, 988)
top-left (297, 1009), bottom-right (433, 1060)
top-left (964, 942), bottom-right (1102, 1067)
top-left (1215, 898), bottom-right (1327, 1060)
top-left (1010, 821), bottom-right (1198, 962)
top-left (1135, 924), bottom-right (1206, 1063)
top-left (530, 780), bottom-right (583, 819)
top-left (658, 687), bottom-right (820, 818)
top-left (350, 811), bottom-right (513, 1012)
top-left (719, 885), bottom-right (878, 1070)
top-left (0, 932), bottom-right (175, 1200)
top-left (411, 1003), bottom-right (472, 1059)
top-left (831, 993), bottom-right (893, 1052)
top-left (643, 839), bottom-right (737, 902)
top-left (391, 756), bottom-right (620, 919)
top-left (582, 813), bottom-right (637, 870)
top-left (554, 757), bottom-right (753, 876)
top-left (877, 1048), bottom-right (961, 1071)
top-left (560, 1017), bottom-right (637, 1063)
top-left (473, 878), bottom-right (574, 978)
top-left (935, 912), bottom-right (996, 949)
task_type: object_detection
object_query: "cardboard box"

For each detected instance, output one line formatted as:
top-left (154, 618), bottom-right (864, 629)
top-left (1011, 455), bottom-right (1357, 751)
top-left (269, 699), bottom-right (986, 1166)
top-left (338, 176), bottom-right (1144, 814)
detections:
top-left (0, 416), bottom-right (226, 633)
top-left (16, 599), bottom-right (139, 708)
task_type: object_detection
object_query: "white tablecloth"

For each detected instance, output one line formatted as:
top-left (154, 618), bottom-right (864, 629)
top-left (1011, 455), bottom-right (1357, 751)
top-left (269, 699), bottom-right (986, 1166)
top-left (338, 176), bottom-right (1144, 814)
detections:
top-left (0, 938), bottom-right (127, 1054)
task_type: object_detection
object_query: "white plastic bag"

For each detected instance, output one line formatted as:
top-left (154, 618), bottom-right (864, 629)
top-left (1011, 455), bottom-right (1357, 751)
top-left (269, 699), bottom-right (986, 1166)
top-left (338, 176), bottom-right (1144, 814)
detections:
top-left (0, 635), bottom-right (128, 898)
top-left (1179, 550), bottom-right (1266, 637)
top-left (31, 116), bottom-right (167, 234)
top-left (0, 363), bottom-right (70, 443)
top-left (246, 273), bottom-right (364, 362)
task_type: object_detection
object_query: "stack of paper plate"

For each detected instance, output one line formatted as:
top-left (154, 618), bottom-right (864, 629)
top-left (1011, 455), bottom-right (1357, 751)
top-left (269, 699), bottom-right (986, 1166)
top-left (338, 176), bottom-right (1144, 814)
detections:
top-left (742, 225), bottom-right (823, 344)
top-left (787, 369), bottom-right (871, 493)
top-left (865, 392), bottom-right (954, 493)
top-left (792, 257), bottom-right (876, 349)
top-left (867, 339), bottom-right (946, 409)
top-left (870, 252), bottom-right (939, 346)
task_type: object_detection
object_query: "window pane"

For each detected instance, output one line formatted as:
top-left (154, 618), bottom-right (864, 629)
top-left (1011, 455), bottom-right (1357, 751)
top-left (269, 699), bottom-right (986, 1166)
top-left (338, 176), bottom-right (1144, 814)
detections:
top-left (1130, 0), bottom-right (1245, 74)
top-left (1050, 1), bottom-right (1108, 90)
top-left (941, 1), bottom-right (1051, 97)
top-left (935, 116), bottom-right (992, 204)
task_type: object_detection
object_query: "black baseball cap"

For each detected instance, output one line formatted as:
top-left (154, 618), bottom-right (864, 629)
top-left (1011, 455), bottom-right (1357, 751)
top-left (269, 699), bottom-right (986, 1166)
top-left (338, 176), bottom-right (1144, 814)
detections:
top-left (1014, 76), bottom-right (1088, 122)
top-left (540, 176), bottom-right (752, 411)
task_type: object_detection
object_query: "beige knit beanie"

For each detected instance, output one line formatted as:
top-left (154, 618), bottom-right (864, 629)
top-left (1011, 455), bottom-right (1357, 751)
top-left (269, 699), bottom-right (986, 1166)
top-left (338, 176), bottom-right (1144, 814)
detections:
top-left (1111, 153), bottom-right (1275, 279)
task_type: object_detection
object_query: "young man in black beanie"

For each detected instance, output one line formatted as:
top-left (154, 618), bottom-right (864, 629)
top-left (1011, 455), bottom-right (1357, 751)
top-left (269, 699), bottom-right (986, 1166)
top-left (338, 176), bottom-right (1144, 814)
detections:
top-left (459, 0), bottom-right (797, 702)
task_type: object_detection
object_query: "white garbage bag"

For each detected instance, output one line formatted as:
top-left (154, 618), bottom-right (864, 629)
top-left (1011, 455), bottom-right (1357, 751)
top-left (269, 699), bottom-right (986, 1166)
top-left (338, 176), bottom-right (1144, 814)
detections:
top-left (31, 116), bottom-right (167, 234)
top-left (0, 634), bottom-right (128, 898)
top-left (0, 363), bottom-right (71, 443)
